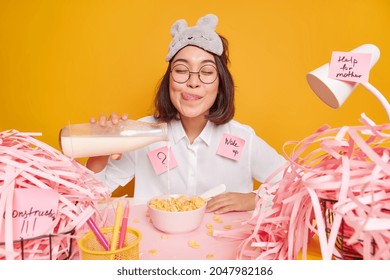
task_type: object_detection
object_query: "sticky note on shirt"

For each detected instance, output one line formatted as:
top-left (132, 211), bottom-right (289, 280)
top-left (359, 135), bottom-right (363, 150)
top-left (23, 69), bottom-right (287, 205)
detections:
top-left (148, 146), bottom-right (178, 175)
top-left (217, 133), bottom-right (245, 161)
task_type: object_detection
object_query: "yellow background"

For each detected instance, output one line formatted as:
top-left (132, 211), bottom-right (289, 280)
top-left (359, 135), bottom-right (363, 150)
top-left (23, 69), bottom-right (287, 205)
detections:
top-left (1, 0), bottom-right (389, 197)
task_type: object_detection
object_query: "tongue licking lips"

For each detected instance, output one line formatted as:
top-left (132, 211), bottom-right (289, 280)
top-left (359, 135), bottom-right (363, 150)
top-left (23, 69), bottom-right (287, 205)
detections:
top-left (182, 93), bottom-right (201, 101)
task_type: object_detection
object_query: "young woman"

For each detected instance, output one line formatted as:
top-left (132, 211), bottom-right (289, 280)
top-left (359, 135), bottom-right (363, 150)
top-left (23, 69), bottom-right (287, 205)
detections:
top-left (86, 14), bottom-right (285, 214)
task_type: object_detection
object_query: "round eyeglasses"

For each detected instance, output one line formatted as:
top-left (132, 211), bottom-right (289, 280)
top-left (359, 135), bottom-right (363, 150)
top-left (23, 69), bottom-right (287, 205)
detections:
top-left (170, 64), bottom-right (218, 84)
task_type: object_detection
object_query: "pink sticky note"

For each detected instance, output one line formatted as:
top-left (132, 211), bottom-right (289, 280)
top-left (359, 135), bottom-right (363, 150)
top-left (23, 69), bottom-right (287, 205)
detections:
top-left (217, 133), bottom-right (245, 161)
top-left (328, 51), bottom-right (372, 83)
top-left (0, 189), bottom-right (59, 242)
top-left (148, 146), bottom-right (178, 175)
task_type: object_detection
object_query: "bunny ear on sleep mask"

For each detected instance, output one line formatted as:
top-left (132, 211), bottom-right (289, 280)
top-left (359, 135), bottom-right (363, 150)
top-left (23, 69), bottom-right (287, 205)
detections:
top-left (166, 14), bottom-right (223, 61)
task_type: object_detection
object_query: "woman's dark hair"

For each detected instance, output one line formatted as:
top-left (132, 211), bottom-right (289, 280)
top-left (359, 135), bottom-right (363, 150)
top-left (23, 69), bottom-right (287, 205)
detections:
top-left (153, 35), bottom-right (235, 125)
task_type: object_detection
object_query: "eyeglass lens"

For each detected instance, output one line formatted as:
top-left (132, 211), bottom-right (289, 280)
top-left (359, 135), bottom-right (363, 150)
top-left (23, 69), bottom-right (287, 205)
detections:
top-left (170, 64), bottom-right (218, 84)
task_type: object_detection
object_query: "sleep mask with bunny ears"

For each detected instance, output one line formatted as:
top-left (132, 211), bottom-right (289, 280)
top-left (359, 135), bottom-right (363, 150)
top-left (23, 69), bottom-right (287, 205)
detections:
top-left (166, 14), bottom-right (223, 61)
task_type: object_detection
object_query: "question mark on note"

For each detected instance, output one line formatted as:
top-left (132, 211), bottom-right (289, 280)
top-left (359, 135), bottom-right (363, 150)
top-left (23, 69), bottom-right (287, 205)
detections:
top-left (148, 146), bottom-right (178, 175)
top-left (157, 152), bottom-right (167, 165)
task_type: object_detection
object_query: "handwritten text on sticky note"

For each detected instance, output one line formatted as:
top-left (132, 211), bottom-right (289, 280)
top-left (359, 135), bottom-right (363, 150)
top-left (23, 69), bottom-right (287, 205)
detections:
top-left (328, 51), bottom-right (372, 83)
top-left (148, 146), bottom-right (178, 175)
top-left (0, 189), bottom-right (59, 242)
top-left (217, 133), bottom-right (245, 161)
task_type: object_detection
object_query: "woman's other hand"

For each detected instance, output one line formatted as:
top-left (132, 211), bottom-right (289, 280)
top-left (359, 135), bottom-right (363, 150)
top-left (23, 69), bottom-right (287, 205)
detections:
top-left (205, 192), bottom-right (256, 214)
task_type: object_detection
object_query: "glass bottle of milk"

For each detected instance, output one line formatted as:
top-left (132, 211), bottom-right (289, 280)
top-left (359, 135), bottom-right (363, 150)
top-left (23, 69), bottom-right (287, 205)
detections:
top-left (60, 120), bottom-right (168, 158)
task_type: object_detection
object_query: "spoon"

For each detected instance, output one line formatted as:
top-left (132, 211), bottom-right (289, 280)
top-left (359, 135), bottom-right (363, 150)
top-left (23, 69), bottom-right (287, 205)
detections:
top-left (200, 184), bottom-right (227, 200)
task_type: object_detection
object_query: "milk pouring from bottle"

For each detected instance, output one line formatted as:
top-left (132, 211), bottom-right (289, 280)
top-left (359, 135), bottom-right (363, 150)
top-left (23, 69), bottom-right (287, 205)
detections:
top-left (60, 120), bottom-right (168, 158)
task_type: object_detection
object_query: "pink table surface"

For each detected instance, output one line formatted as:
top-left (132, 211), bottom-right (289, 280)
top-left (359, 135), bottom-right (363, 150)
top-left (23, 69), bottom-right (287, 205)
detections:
top-left (109, 204), bottom-right (253, 260)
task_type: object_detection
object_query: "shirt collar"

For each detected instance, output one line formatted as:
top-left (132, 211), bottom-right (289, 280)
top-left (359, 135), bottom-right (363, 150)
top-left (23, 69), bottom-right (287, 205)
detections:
top-left (169, 118), bottom-right (215, 146)
top-left (198, 120), bottom-right (214, 146)
top-left (170, 119), bottom-right (187, 144)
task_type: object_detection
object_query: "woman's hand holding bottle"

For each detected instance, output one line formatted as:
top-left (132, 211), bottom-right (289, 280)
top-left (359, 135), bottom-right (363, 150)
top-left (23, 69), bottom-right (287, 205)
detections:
top-left (86, 113), bottom-right (128, 172)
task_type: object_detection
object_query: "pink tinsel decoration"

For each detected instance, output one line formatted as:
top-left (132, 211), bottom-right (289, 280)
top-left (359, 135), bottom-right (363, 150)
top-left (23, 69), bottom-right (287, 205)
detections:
top-left (0, 130), bottom-right (111, 260)
top-left (218, 115), bottom-right (390, 260)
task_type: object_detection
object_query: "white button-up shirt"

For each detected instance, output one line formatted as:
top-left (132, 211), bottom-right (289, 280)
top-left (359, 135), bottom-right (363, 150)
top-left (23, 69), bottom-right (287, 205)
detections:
top-left (95, 116), bottom-right (286, 204)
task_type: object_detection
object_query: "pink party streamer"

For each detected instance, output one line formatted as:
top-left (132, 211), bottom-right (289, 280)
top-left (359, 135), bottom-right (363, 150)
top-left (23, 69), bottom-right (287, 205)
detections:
top-left (215, 114), bottom-right (390, 260)
top-left (0, 130), bottom-right (111, 260)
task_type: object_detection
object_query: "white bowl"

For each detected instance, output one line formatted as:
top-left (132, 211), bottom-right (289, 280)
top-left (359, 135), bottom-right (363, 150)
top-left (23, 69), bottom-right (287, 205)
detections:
top-left (147, 194), bottom-right (206, 234)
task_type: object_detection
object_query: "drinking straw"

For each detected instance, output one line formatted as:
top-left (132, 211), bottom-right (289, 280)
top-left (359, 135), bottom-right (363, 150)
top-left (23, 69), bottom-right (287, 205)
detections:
top-left (110, 202), bottom-right (123, 251)
top-left (117, 202), bottom-right (130, 249)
